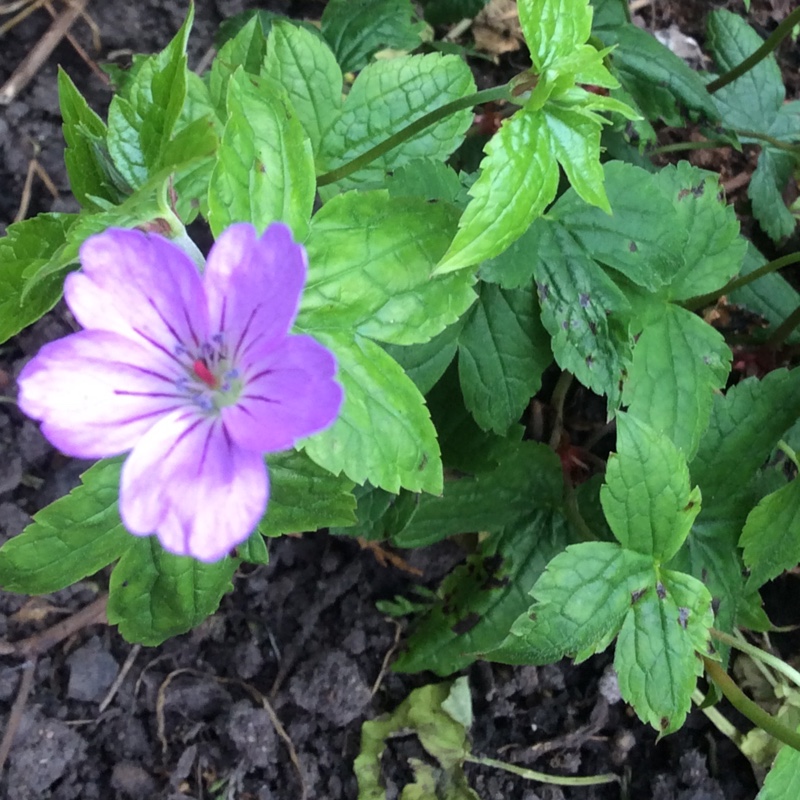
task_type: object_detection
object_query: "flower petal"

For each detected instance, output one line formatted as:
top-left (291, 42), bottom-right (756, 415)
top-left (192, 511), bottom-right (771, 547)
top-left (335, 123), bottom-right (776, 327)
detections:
top-left (120, 409), bottom-right (268, 561)
top-left (203, 223), bottom-right (307, 358)
top-left (222, 334), bottom-right (343, 453)
top-left (67, 228), bottom-right (209, 365)
top-left (17, 330), bottom-right (186, 458)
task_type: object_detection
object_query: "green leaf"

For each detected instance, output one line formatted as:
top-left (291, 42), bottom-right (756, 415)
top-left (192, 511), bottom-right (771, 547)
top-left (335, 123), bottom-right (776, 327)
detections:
top-left (395, 506), bottom-right (572, 675)
top-left (706, 9), bottom-right (784, 131)
top-left (0, 458), bottom-right (131, 594)
top-left (384, 321), bottom-right (463, 395)
top-left (302, 333), bottom-right (443, 494)
top-left (299, 191), bottom-right (474, 345)
top-left (0, 214), bottom-right (79, 344)
top-left (532, 219), bottom-right (632, 405)
top-left (550, 161), bottom-right (683, 291)
top-left (107, 537), bottom-right (236, 646)
top-left (624, 304), bottom-right (731, 458)
top-left (257, 450), bottom-right (356, 537)
top-left (478, 218), bottom-right (540, 290)
top-left (387, 158), bottom-right (467, 205)
top-left (436, 108), bottom-right (560, 273)
top-left (690, 369), bottom-right (800, 504)
top-left (657, 162), bottom-right (746, 299)
top-left (390, 442), bottom-right (563, 548)
top-left (457, 282), bottom-right (552, 433)
top-left (518, 0), bottom-right (593, 71)
top-left (236, 529), bottom-right (269, 565)
top-left (487, 543), bottom-right (651, 665)
top-left (601, 414), bottom-right (701, 561)
top-left (263, 20), bottom-right (342, 159)
top-left (106, 6), bottom-right (194, 187)
top-left (596, 24), bottom-right (719, 125)
top-left (420, 0), bottom-right (490, 25)
top-left (58, 69), bottom-right (126, 207)
top-left (741, 481), bottom-right (800, 589)
top-left (615, 569), bottom-right (712, 734)
top-left (749, 145), bottom-right (798, 243)
top-left (757, 744), bottom-right (800, 800)
top-left (207, 69), bottom-right (315, 239)
top-left (320, 53), bottom-right (475, 191)
top-left (320, 0), bottom-right (424, 73)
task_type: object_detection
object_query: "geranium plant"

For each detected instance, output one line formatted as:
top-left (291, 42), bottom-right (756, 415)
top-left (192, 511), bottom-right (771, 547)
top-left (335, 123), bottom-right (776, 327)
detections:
top-left (2, 0), bottom-right (800, 794)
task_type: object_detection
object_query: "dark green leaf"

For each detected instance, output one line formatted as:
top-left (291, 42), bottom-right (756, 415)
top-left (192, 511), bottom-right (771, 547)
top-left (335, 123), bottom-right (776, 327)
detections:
top-left (420, 0), bottom-right (490, 25)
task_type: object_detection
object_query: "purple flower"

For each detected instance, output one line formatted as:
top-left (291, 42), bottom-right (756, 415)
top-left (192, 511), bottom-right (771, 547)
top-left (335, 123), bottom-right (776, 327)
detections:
top-left (18, 223), bottom-right (343, 562)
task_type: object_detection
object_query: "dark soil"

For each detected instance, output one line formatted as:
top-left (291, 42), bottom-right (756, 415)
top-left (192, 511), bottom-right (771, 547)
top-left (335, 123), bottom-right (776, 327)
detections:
top-left (0, 1), bottom-right (790, 798)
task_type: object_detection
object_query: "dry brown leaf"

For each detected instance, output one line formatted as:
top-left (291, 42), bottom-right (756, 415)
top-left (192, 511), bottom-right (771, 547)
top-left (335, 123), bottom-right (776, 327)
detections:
top-left (473, 0), bottom-right (522, 56)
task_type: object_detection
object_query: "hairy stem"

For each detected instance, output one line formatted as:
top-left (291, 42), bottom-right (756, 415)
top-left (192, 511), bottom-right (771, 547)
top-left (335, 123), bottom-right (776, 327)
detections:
top-left (316, 84), bottom-right (514, 187)
top-left (707, 6), bottom-right (800, 94)
top-left (683, 252), bottom-right (800, 311)
top-left (703, 656), bottom-right (800, 753)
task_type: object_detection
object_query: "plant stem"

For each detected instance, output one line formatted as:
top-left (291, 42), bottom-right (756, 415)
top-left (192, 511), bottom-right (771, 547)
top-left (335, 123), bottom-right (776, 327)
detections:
top-left (683, 252), bottom-right (800, 311)
top-left (316, 84), bottom-right (514, 187)
top-left (464, 755), bottom-right (618, 786)
top-left (703, 656), bottom-right (800, 753)
top-left (649, 140), bottom-right (727, 156)
top-left (692, 688), bottom-right (745, 746)
top-left (734, 128), bottom-right (800, 154)
top-left (706, 6), bottom-right (800, 94)
top-left (767, 304), bottom-right (800, 348)
top-left (711, 628), bottom-right (800, 690)
top-left (777, 440), bottom-right (800, 471)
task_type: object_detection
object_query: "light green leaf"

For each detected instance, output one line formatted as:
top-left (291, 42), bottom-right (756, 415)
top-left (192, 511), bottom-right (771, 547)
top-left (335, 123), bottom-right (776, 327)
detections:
top-left (741, 481), bottom-right (800, 589)
top-left (478, 219), bottom-right (540, 290)
top-left (257, 450), bottom-right (356, 537)
top-left (387, 158), bottom-right (466, 205)
top-left (207, 69), bottom-right (315, 239)
top-left (396, 505), bottom-right (572, 675)
top-left (518, 0), bottom-right (593, 71)
top-left (488, 543), bottom-right (651, 665)
top-left (615, 569), bottom-right (712, 734)
top-left (303, 332), bottom-right (443, 494)
top-left (0, 213), bottom-right (79, 344)
top-left (0, 458), bottom-right (130, 594)
top-left (437, 108), bottom-right (559, 273)
top-left (706, 9), bottom-right (783, 131)
top-left (749, 145), bottom-right (798, 243)
top-left (320, 53), bottom-right (475, 191)
top-left (624, 304), bottom-right (731, 458)
top-left (106, 6), bottom-right (194, 188)
top-left (457, 282), bottom-right (552, 433)
top-left (263, 20), bottom-right (342, 159)
top-left (601, 414), bottom-right (701, 561)
top-left (532, 219), bottom-right (632, 405)
top-left (321, 0), bottom-right (424, 73)
top-left (757, 743), bottom-right (800, 800)
top-left (299, 191), bottom-right (473, 345)
top-left (107, 537), bottom-right (236, 646)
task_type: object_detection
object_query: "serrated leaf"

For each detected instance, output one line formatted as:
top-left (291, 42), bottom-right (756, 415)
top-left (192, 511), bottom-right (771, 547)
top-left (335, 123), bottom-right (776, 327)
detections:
top-left (487, 543), bottom-right (651, 665)
top-left (624, 304), bottom-right (731, 458)
top-left (532, 219), bottom-right (632, 405)
top-left (457, 282), bottom-right (551, 433)
top-left (384, 321), bottom-right (463, 395)
top-left (207, 69), bottom-right (315, 239)
top-left (0, 214), bottom-right (79, 344)
top-left (303, 332), bottom-right (442, 494)
top-left (707, 9), bottom-right (783, 131)
top-left (691, 369), bottom-right (800, 503)
top-left (518, 0), bottom-right (593, 71)
top-left (107, 537), bottom-right (236, 646)
top-left (436, 107), bottom-right (560, 273)
top-left (757, 744), bottom-right (800, 800)
top-left (257, 450), bottom-right (356, 537)
top-left (550, 161), bottom-right (683, 291)
top-left (396, 506), bottom-right (572, 675)
top-left (596, 24), bottom-right (719, 125)
top-left (601, 414), bottom-right (701, 561)
top-left (299, 191), bottom-right (474, 345)
top-left (263, 20), bottom-right (342, 159)
top-left (387, 159), bottom-right (467, 205)
top-left (615, 569), bottom-right (712, 734)
top-left (654, 162), bottom-right (745, 299)
top-left (749, 146), bottom-right (798, 242)
top-left (391, 441), bottom-right (562, 548)
top-left (320, 53), bottom-right (475, 191)
top-left (0, 458), bottom-right (130, 594)
top-left (106, 6), bottom-right (194, 188)
top-left (478, 219), bottom-right (540, 290)
top-left (320, 0), bottom-right (424, 73)
top-left (741, 481), bottom-right (800, 589)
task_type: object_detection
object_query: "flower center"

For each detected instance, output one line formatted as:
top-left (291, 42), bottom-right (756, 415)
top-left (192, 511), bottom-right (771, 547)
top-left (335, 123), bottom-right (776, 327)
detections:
top-left (174, 334), bottom-right (242, 412)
